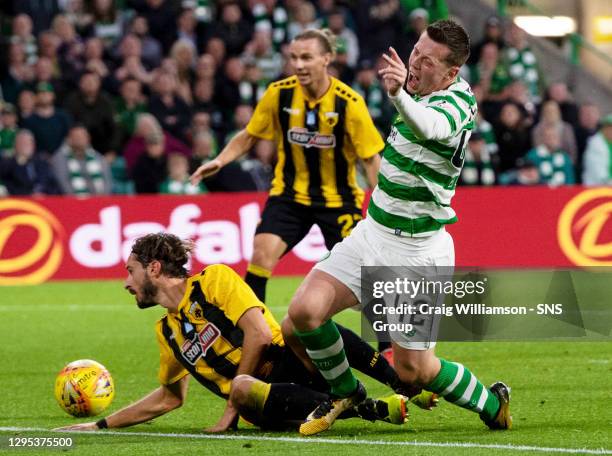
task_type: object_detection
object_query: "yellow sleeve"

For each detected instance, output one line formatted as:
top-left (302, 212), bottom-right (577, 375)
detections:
top-left (246, 85), bottom-right (279, 141)
top-left (155, 320), bottom-right (188, 385)
top-left (346, 96), bottom-right (385, 159)
top-left (199, 264), bottom-right (265, 325)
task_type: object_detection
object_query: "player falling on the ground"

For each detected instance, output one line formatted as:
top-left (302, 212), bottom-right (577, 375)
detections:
top-left (283, 20), bottom-right (512, 436)
top-left (191, 28), bottom-right (383, 307)
top-left (55, 233), bottom-right (435, 433)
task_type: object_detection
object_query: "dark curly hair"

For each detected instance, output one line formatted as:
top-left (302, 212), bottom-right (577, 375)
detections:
top-left (427, 20), bottom-right (471, 67)
top-left (130, 233), bottom-right (193, 278)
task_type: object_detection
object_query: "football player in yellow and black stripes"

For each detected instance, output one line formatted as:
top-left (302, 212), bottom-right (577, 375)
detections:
top-left (191, 28), bottom-right (384, 306)
top-left (56, 233), bottom-right (436, 433)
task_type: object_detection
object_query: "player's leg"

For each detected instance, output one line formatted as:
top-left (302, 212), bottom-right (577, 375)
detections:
top-left (389, 232), bottom-right (511, 429)
top-left (245, 197), bottom-right (311, 302)
top-left (315, 208), bottom-right (393, 361)
top-left (392, 345), bottom-right (510, 429)
top-left (286, 222), bottom-right (374, 435)
top-left (230, 375), bottom-right (407, 430)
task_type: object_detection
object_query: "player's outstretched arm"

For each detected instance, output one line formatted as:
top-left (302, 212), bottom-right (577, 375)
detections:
top-left (190, 129), bottom-right (258, 185)
top-left (53, 376), bottom-right (189, 431)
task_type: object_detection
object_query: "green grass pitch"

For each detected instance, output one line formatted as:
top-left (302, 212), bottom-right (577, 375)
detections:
top-left (0, 278), bottom-right (610, 455)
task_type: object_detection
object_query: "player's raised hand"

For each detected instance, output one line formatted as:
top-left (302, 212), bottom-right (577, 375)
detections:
top-left (190, 158), bottom-right (222, 185)
top-left (378, 46), bottom-right (407, 97)
top-left (53, 422), bottom-right (99, 431)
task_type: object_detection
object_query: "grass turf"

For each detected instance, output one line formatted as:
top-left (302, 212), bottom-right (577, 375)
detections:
top-left (0, 278), bottom-right (610, 455)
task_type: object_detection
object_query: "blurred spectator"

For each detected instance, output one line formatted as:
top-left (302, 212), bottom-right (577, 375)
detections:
top-left (187, 110), bottom-right (218, 150)
top-left (10, 14), bottom-right (38, 65)
top-left (112, 37), bottom-right (154, 94)
top-left (212, 2), bottom-right (253, 57)
top-left (544, 82), bottom-right (578, 126)
top-left (128, 15), bottom-right (163, 68)
top-left (525, 125), bottom-right (575, 186)
top-left (82, 37), bottom-right (111, 83)
top-left (248, 139), bottom-right (275, 190)
top-left (21, 82), bottom-right (71, 157)
top-left (214, 57), bottom-right (246, 127)
top-left (194, 53), bottom-right (217, 81)
top-left (288, 1), bottom-right (320, 41)
top-left (169, 40), bottom-right (196, 103)
top-left (399, 0), bottom-right (448, 23)
top-left (148, 70), bottom-right (192, 141)
top-left (238, 61), bottom-right (267, 106)
top-left (327, 8), bottom-right (359, 68)
top-left (470, 42), bottom-right (509, 100)
top-left (459, 132), bottom-right (497, 186)
top-left (0, 104), bottom-right (19, 157)
top-left (493, 101), bottom-right (531, 172)
top-left (136, 0), bottom-right (178, 54)
top-left (468, 15), bottom-right (504, 66)
top-left (37, 31), bottom-right (61, 66)
top-left (0, 129), bottom-right (60, 195)
top-left (89, 0), bottom-right (124, 46)
top-left (176, 8), bottom-right (206, 54)
top-left (160, 152), bottom-right (207, 194)
top-left (531, 100), bottom-right (577, 163)
top-left (354, 0), bottom-right (408, 61)
top-left (205, 37), bottom-right (227, 67)
top-left (498, 157), bottom-right (541, 185)
top-left (122, 113), bottom-right (190, 170)
top-left (353, 59), bottom-right (389, 132)
top-left (582, 114), bottom-right (612, 186)
top-left (189, 130), bottom-right (217, 174)
top-left (17, 90), bottom-right (36, 120)
top-left (574, 102), bottom-right (601, 167)
top-left (51, 125), bottom-right (112, 195)
top-left (503, 23), bottom-right (542, 103)
top-left (1, 43), bottom-right (34, 104)
top-left (131, 132), bottom-right (168, 193)
top-left (53, 15), bottom-right (85, 86)
top-left (242, 24), bottom-right (283, 84)
top-left (32, 57), bottom-right (66, 100)
top-left (65, 71), bottom-right (118, 155)
top-left (405, 8), bottom-right (428, 54)
top-left (13, 0), bottom-right (60, 35)
top-left (251, 0), bottom-right (289, 51)
top-left (115, 77), bottom-right (147, 147)
top-left (61, 0), bottom-right (94, 37)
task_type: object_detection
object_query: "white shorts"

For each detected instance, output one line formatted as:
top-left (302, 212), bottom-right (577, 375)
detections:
top-left (314, 217), bottom-right (455, 350)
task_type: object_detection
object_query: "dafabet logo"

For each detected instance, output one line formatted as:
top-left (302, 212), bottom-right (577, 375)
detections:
top-left (0, 199), bottom-right (64, 285)
top-left (558, 188), bottom-right (612, 266)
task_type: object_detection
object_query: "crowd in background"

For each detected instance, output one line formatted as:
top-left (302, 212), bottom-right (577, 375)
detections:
top-left (0, 0), bottom-right (610, 197)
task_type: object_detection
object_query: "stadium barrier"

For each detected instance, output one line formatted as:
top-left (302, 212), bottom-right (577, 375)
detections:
top-left (1, 186), bottom-right (611, 285)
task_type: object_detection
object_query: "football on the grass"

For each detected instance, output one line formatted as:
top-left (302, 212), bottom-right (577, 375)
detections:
top-left (54, 359), bottom-right (114, 417)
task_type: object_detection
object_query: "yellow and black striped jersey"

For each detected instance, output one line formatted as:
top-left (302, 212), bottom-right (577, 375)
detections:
top-left (154, 264), bottom-right (284, 398)
top-left (246, 75), bottom-right (384, 209)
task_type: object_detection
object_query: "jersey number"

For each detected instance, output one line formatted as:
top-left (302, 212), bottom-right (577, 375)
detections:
top-left (337, 214), bottom-right (363, 238)
top-left (451, 130), bottom-right (468, 168)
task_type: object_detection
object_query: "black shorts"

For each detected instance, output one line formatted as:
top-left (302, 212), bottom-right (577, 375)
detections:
top-left (255, 197), bottom-right (363, 253)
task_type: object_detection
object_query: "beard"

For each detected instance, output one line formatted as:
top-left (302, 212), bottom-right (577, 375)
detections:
top-left (136, 275), bottom-right (159, 309)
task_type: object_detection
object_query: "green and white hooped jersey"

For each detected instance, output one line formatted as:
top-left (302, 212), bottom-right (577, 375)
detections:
top-left (368, 77), bottom-right (477, 237)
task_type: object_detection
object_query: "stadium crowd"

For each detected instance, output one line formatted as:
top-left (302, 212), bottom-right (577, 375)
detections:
top-left (0, 0), bottom-right (610, 197)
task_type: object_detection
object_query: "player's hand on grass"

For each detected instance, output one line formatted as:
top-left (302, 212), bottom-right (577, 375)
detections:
top-left (190, 158), bottom-right (222, 185)
top-left (204, 401), bottom-right (239, 433)
top-left (379, 46), bottom-right (408, 97)
top-left (53, 422), bottom-right (99, 431)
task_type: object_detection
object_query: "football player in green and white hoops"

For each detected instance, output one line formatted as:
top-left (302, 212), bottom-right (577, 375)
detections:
top-left (283, 20), bottom-right (512, 436)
